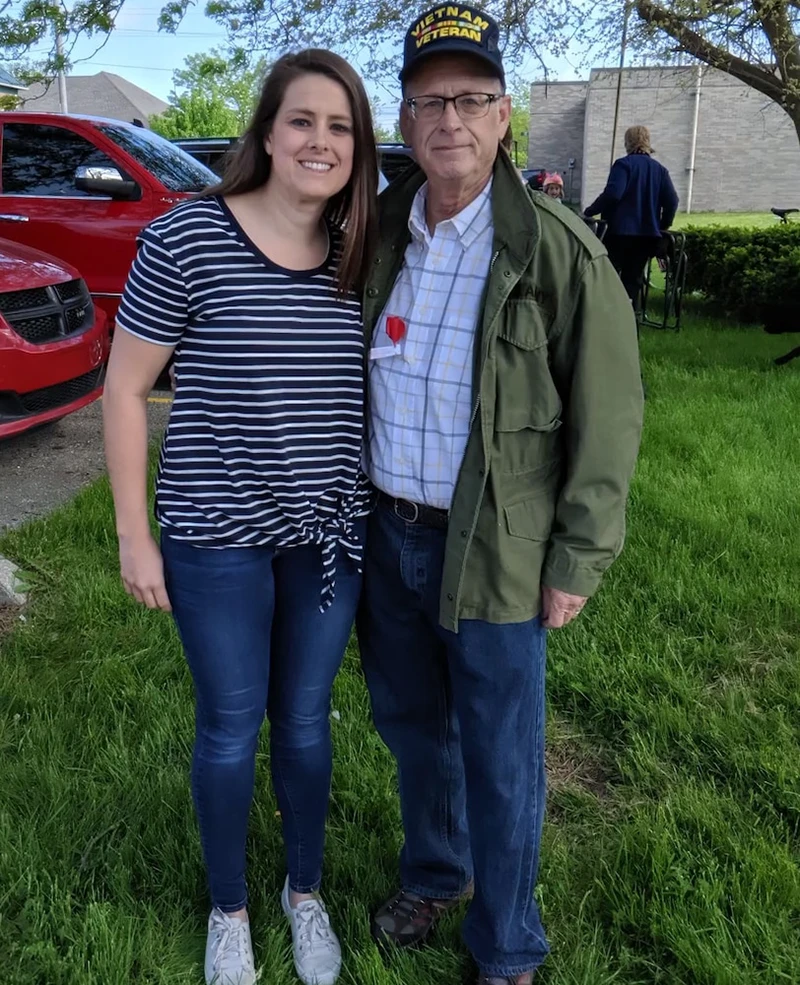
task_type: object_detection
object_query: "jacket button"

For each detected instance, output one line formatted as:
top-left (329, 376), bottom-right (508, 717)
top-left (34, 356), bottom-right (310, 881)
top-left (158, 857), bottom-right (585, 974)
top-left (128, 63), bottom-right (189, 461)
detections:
top-left (447, 593), bottom-right (454, 601)
top-left (503, 270), bottom-right (512, 278)
top-left (374, 257), bottom-right (382, 265)
top-left (460, 529), bottom-right (468, 538)
top-left (367, 287), bottom-right (378, 297)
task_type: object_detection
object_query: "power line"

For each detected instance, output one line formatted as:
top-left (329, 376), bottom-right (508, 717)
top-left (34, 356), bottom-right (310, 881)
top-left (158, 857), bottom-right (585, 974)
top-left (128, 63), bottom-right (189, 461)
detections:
top-left (84, 60), bottom-right (175, 71)
top-left (114, 27), bottom-right (223, 35)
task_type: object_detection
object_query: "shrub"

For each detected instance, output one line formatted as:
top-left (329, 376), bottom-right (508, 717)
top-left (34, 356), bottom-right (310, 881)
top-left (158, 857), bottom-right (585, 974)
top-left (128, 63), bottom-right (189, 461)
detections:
top-left (682, 225), bottom-right (800, 325)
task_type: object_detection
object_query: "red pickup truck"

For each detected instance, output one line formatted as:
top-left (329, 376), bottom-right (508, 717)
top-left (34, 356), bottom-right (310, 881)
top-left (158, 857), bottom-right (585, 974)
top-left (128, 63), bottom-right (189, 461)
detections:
top-left (0, 237), bottom-right (109, 439)
top-left (0, 113), bottom-right (216, 328)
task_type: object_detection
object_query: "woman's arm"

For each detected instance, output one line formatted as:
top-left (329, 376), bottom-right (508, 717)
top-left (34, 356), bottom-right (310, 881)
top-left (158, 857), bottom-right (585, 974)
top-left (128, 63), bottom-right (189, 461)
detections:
top-left (103, 223), bottom-right (189, 611)
top-left (103, 329), bottom-right (175, 610)
top-left (584, 159), bottom-right (628, 217)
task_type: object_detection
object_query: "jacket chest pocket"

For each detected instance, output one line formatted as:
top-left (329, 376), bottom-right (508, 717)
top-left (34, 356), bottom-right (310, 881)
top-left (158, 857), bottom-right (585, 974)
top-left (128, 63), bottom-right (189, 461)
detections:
top-left (494, 300), bottom-right (562, 434)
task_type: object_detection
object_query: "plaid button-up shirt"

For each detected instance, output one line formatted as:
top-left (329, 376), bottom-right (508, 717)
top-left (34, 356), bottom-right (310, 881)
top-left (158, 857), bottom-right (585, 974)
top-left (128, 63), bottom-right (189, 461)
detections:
top-left (366, 179), bottom-right (494, 509)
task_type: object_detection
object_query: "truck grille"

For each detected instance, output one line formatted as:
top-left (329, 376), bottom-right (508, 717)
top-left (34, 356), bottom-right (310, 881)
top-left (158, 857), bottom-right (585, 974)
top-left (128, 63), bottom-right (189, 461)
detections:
top-left (55, 280), bottom-right (85, 303)
top-left (18, 366), bottom-right (105, 415)
top-left (9, 313), bottom-right (63, 344)
top-left (0, 279), bottom-right (94, 345)
top-left (0, 287), bottom-right (51, 314)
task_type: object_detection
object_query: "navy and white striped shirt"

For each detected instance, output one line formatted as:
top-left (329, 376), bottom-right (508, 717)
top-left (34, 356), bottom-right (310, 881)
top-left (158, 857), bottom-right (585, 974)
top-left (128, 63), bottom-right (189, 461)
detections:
top-left (116, 196), bottom-right (371, 607)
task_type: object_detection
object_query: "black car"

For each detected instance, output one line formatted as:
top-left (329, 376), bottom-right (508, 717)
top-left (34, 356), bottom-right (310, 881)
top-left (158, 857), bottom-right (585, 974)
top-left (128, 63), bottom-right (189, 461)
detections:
top-left (378, 143), bottom-right (416, 182)
top-left (173, 136), bottom-right (416, 185)
top-left (171, 137), bottom-right (239, 176)
top-left (521, 167), bottom-right (547, 189)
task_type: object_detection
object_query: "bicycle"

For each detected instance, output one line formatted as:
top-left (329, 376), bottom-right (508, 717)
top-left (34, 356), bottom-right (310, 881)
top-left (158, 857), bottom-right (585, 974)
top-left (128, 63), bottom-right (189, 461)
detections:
top-left (771, 207), bottom-right (799, 224)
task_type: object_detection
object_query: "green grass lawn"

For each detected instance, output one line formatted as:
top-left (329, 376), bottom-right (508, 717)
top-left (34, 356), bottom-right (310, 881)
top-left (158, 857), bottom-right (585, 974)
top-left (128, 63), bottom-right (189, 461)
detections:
top-left (673, 211), bottom-right (791, 230)
top-left (2, 309), bottom-right (800, 985)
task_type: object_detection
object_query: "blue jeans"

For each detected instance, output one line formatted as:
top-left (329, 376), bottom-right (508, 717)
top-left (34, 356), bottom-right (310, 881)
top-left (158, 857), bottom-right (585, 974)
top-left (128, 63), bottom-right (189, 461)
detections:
top-left (357, 504), bottom-right (549, 978)
top-left (162, 526), bottom-right (364, 912)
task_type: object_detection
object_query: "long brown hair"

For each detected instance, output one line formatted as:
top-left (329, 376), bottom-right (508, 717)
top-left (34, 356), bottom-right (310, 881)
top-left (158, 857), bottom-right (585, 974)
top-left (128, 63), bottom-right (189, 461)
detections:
top-left (211, 49), bottom-right (378, 295)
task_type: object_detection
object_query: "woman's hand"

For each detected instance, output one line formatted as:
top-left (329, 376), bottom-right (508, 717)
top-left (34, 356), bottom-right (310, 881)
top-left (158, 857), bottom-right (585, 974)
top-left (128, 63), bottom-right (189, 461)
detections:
top-left (118, 533), bottom-right (172, 612)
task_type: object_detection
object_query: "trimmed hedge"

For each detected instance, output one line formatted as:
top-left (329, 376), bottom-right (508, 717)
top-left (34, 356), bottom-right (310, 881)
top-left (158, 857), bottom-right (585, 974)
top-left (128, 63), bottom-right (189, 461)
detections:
top-left (682, 225), bottom-right (800, 324)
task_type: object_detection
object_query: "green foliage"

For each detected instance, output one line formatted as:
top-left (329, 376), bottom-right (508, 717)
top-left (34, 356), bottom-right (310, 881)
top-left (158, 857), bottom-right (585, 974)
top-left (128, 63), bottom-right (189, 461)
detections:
top-left (371, 98), bottom-right (403, 144)
top-left (149, 47), bottom-right (270, 140)
top-left (170, 48), bottom-right (269, 132)
top-left (0, 0), bottom-right (125, 79)
top-left (673, 212), bottom-right (777, 230)
top-left (508, 80), bottom-right (531, 168)
top-left (375, 122), bottom-right (404, 143)
top-left (150, 92), bottom-right (239, 138)
top-left (683, 225), bottom-right (800, 323)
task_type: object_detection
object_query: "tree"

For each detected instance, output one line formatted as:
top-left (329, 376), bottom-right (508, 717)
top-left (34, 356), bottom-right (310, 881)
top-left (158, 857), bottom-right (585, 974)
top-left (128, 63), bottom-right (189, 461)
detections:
top-left (150, 92), bottom-right (240, 138)
top-left (149, 47), bottom-right (269, 138)
top-left (630, 0), bottom-right (800, 143)
top-left (3, 0), bottom-right (796, 148)
top-left (184, 0), bottom-right (799, 147)
top-left (169, 1), bottom-right (575, 84)
top-left (374, 121), bottom-right (404, 142)
top-left (508, 81), bottom-right (532, 167)
top-left (169, 48), bottom-right (269, 132)
top-left (0, 0), bottom-right (125, 81)
top-left (371, 97), bottom-right (403, 143)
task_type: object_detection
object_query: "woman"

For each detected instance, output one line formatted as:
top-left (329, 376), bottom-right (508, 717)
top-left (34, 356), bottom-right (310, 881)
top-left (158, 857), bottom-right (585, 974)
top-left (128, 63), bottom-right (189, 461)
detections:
top-left (584, 125), bottom-right (679, 307)
top-left (103, 50), bottom-right (377, 985)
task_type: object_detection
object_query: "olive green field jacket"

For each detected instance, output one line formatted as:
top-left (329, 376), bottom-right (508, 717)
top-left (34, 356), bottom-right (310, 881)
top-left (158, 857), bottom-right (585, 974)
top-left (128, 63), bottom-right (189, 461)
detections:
top-left (364, 151), bottom-right (644, 631)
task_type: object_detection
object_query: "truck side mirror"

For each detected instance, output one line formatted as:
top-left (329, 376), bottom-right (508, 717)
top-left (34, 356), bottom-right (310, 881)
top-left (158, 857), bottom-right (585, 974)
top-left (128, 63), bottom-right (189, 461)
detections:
top-left (74, 166), bottom-right (140, 201)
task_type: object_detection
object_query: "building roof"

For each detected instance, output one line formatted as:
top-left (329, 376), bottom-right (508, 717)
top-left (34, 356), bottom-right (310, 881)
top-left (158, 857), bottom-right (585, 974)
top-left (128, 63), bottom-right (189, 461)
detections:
top-left (0, 67), bottom-right (26, 90)
top-left (19, 72), bottom-right (169, 125)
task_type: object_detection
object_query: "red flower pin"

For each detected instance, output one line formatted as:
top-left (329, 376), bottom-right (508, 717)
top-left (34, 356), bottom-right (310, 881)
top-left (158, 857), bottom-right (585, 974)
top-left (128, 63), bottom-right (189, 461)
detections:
top-left (385, 315), bottom-right (406, 345)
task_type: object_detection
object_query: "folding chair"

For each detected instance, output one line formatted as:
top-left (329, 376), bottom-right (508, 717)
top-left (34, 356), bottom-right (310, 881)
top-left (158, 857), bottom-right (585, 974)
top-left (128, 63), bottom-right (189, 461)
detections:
top-left (640, 231), bottom-right (687, 331)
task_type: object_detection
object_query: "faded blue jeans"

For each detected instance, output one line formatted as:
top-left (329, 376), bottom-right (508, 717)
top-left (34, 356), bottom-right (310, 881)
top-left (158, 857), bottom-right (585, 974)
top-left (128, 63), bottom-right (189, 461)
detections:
top-left (162, 525), bottom-right (364, 912)
top-left (357, 503), bottom-right (549, 979)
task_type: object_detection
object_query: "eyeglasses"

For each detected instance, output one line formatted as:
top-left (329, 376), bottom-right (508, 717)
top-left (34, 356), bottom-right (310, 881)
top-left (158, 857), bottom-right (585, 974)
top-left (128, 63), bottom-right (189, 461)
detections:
top-left (404, 93), bottom-right (502, 122)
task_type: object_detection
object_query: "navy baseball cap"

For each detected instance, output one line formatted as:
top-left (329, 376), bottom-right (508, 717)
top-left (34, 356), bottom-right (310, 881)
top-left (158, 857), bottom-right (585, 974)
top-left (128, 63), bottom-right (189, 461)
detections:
top-left (400, 4), bottom-right (505, 87)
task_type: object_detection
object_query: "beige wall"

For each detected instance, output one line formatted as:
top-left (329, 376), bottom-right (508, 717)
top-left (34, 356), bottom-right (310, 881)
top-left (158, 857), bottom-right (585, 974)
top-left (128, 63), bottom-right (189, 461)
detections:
top-left (531, 66), bottom-right (800, 213)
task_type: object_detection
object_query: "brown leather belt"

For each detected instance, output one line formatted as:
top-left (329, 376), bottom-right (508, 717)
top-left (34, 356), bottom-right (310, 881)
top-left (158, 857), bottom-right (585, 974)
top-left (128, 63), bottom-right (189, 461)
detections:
top-left (378, 491), bottom-right (449, 529)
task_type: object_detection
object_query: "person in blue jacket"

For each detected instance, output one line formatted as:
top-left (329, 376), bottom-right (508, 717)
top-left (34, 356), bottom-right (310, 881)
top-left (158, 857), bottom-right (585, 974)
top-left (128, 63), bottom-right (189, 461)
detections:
top-left (584, 125), bottom-right (679, 306)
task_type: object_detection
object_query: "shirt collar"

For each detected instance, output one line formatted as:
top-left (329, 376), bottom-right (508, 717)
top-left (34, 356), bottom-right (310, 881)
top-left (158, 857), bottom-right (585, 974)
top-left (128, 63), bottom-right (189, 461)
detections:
top-left (408, 177), bottom-right (494, 249)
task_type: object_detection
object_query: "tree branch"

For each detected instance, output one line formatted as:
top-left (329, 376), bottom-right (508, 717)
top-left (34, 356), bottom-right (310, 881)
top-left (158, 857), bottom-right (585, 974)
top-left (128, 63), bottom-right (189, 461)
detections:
top-left (636, 0), bottom-right (789, 102)
top-left (752, 0), bottom-right (800, 82)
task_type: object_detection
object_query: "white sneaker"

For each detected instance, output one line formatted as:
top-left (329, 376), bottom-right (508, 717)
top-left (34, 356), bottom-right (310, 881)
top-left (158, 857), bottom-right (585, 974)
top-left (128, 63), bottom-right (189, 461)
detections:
top-left (204, 908), bottom-right (256, 985)
top-left (281, 877), bottom-right (342, 985)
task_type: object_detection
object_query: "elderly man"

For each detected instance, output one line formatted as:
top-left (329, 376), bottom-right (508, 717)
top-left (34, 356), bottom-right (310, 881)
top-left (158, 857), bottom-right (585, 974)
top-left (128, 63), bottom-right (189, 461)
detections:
top-left (357, 6), bottom-right (644, 983)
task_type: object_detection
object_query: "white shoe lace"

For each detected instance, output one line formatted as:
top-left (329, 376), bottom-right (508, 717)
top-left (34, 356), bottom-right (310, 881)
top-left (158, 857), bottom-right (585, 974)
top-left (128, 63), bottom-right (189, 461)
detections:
top-left (210, 911), bottom-right (254, 980)
top-left (293, 900), bottom-right (337, 958)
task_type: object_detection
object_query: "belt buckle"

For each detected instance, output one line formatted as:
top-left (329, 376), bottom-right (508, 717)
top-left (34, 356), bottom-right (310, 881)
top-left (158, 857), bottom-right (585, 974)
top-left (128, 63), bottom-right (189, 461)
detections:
top-left (395, 498), bottom-right (419, 523)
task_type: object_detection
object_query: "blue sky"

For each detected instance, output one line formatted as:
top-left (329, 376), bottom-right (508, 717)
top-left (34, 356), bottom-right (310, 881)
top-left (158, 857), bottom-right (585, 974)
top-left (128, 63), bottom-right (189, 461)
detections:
top-left (26, 5), bottom-right (585, 128)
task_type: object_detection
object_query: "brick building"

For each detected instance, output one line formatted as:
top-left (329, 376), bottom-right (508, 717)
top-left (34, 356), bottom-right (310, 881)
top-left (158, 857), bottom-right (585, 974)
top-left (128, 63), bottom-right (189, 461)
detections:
top-left (527, 66), bottom-right (800, 213)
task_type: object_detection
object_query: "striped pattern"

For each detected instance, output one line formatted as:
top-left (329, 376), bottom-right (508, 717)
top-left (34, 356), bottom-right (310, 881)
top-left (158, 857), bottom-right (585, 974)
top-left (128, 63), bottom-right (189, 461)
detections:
top-left (116, 195), bottom-right (371, 607)
top-left (366, 180), bottom-right (494, 509)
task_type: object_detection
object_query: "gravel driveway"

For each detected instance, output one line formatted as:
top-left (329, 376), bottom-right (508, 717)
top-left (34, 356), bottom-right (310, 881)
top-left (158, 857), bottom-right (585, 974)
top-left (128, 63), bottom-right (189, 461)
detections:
top-left (0, 395), bottom-right (172, 531)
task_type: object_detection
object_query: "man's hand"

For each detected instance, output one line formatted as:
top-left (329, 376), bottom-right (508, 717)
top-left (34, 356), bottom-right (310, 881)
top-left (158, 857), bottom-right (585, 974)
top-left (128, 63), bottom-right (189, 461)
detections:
top-left (541, 586), bottom-right (588, 629)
